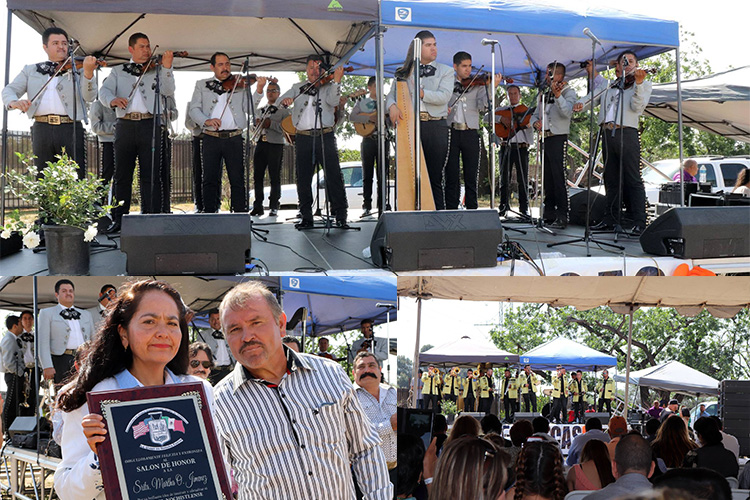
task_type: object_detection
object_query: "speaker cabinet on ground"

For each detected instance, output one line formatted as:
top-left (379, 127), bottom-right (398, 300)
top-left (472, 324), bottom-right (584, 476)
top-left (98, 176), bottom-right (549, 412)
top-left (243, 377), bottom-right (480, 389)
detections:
top-left (639, 206), bottom-right (750, 259)
top-left (121, 214), bottom-right (251, 274)
top-left (370, 210), bottom-right (503, 271)
top-left (585, 412), bottom-right (612, 426)
top-left (568, 188), bottom-right (607, 226)
top-left (720, 379), bottom-right (750, 457)
top-left (514, 412), bottom-right (542, 421)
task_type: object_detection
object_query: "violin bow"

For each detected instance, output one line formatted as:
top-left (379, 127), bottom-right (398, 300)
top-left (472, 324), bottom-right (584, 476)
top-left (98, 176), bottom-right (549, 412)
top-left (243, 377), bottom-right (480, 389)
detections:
top-left (126, 45), bottom-right (161, 104)
top-left (449, 64), bottom-right (485, 109)
top-left (28, 47), bottom-right (81, 105)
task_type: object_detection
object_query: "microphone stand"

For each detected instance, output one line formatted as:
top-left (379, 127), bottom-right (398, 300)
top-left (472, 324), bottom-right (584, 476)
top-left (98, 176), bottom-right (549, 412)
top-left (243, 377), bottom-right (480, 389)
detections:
top-left (548, 38), bottom-right (623, 253)
top-left (531, 75), bottom-right (555, 236)
top-left (149, 53), bottom-right (164, 216)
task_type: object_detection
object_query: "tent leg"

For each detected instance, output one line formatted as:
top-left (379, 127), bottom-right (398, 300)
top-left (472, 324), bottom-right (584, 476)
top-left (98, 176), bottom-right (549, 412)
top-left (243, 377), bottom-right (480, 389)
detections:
top-left (676, 47), bottom-right (685, 207)
top-left (1, 9), bottom-right (13, 226)
top-left (410, 294), bottom-right (423, 408)
top-left (624, 306), bottom-right (634, 416)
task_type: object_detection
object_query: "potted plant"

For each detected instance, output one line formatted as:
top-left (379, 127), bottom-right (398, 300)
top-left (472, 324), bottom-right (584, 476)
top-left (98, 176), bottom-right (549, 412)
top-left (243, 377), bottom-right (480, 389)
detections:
top-left (441, 399), bottom-right (458, 425)
top-left (1, 152), bottom-right (114, 275)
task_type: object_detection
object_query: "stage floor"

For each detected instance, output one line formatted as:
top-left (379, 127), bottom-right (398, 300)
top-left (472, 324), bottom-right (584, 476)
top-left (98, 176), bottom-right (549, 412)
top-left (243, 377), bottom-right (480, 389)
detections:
top-left (3, 208), bottom-right (748, 276)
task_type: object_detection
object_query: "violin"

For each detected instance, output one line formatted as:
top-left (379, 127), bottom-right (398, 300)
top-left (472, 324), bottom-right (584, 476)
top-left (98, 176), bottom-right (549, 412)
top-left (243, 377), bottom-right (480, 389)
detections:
top-left (494, 104), bottom-right (534, 139)
top-left (133, 51), bottom-right (189, 75)
top-left (313, 66), bottom-right (354, 88)
top-left (221, 74), bottom-right (278, 91)
top-left (56, 56), bottom-right (107, 73)
top-left (459, 73), bottom-right (515, 88)
top-left (614, 68), bottom-right (658, 89)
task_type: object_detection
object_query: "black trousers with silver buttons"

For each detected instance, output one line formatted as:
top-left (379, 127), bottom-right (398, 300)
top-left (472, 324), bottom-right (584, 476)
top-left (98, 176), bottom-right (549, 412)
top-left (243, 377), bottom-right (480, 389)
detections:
top-left (30, 121), bottom-right (86, 178)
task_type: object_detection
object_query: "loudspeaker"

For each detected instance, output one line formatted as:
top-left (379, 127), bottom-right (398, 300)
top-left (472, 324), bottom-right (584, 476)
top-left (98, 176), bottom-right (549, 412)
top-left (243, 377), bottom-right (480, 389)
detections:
top-left (514, 412), bottom-right (542, 421)
top-left (639, 207), bottom-right (750, 258)
top-left (459, 412), bottom-right (487, 420)
top-left (585, 412), bottom-right (612, 425)
top-left (121, 214), bottom-right (251, 274)
top-left (568, 188), bottom-right (606, 226)
top-left (0, 231), bottom-right (22, 257)
top-left (370, 210), bottom-right (503, 271)
top-left (720, 379), bottom-right (750, 457)
top-left (8, 416), bottom-right (37, 438)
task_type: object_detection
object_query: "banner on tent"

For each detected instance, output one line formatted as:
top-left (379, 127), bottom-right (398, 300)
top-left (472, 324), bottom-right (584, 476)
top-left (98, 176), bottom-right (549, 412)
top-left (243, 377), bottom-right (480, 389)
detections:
top-left (502, 423), bottom-right (586, 455)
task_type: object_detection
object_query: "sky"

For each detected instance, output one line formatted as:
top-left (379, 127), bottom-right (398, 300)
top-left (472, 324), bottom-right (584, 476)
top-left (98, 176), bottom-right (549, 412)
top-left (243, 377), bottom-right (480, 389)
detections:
top-left (1, 0), bottom-right (747, 147)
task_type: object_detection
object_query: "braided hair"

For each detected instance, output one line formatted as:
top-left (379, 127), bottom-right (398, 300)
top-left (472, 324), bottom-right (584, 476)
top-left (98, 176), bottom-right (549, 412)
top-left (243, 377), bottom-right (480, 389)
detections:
top-left (514, 439), bottom-right (567, 500)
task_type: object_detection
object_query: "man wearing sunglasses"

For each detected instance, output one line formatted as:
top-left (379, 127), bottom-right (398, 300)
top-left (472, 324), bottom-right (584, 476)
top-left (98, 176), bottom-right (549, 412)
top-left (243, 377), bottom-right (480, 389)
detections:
top-left (188, 342), bottom-right (214, 380)
top-left (195, 308), bottom-right (235, 385)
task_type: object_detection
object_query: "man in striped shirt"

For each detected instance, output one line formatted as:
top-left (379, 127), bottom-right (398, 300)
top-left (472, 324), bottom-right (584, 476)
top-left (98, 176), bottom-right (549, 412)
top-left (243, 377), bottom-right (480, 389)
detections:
top-left (214, 282), bottom-right (392, 499)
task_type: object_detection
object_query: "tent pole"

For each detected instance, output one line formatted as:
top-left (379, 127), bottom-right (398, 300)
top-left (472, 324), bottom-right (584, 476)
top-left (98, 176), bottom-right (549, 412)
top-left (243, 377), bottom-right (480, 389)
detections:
top-left (375, 21), bottom-right (387, 213)
top-left (33, 276), bottom-right (41, 455)
top-left (1, 9), bottom-right (13, 226)
top-left (624, 306), bottom-right (634, 416)
top-left (411, 283), bottom-right (424, 408)
top-left (676, 46), bottom-right (685, 207)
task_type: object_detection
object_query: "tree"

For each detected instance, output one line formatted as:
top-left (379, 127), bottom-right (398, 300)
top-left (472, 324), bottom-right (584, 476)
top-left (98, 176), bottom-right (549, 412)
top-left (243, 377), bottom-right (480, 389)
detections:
top-left (398, 355), bottom-right (413, 389)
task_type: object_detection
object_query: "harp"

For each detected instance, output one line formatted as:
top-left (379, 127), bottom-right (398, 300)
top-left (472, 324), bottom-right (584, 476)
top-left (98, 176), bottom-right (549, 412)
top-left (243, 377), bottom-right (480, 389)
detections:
top-left (394, 39), bottom-right (435, 211)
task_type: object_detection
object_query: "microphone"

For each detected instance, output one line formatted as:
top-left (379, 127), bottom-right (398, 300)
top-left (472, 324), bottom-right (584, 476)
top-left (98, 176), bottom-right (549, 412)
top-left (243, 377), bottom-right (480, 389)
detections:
top-left (582, 28), bottom-right (601, 46)
top-left (481, 38), bottom-right (499, 46)
top-left (622, 56), bottom-right (630, 67)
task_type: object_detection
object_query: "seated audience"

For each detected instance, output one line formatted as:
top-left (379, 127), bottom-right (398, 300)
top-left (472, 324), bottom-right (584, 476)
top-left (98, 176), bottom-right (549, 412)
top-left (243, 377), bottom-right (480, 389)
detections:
top-left (659, 400), bottom-right (679, 422)
top-left (651, 414), bottom-right (698, 468)
top-left (532, 416), bottom-right (557, 444)
top-left (432, 413), bottom-right (448, 457)
top-left (507, 438), bottom-right (567, 500)
top-left (732, 167), bottom-right (750, 196)
top-left (653, 467), bottom-right (731, 500)
top-left (508, 419), bottom-right (534, 468)
top-left (680, 408), bottom-right (695, 441)
top-left (606, 415), bottom-right (628, 458)
top-left (645, 418), bottom-right (660, 443)
top-left (429, 436), bottom-right (508, 500)
top-left (708, 415), bottom-right (740, 460)
top-left (481, 414), bottom-right (505, 437)
top-left (683, 417), bottom-right (738, 478)
top-left (739, 458), bottom-right (750, 489)
top-left (444, 415), bottom-right (481, 445)
top-left (585, 434), bottom-right (654, 500)
top-left (566, 438), bottom-right (615, 492)
top-left (397, 433), bottom-right (425, 500)
top-left (566, 416), bottom-right (610, 466)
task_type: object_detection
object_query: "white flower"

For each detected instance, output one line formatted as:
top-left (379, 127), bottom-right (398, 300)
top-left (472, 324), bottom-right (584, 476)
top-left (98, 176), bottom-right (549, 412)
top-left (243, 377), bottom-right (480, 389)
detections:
top-left (83, 225), bottom-right (98, 242)
top-left (22, 231), bottom-right (41, 249)
top-left (1, 229), bottom-right (11, 239)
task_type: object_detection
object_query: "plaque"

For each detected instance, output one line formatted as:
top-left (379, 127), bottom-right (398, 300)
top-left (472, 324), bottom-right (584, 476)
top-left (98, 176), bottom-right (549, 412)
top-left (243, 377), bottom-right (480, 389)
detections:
top-left (87, 382), bottom-right (232, 500)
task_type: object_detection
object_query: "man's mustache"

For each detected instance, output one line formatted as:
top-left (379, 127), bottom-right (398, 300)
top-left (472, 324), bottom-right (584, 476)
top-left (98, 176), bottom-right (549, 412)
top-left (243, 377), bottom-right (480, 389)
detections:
top-left (240, 340), bottom-right (263, 353)
top-left (360, 372), bottom-right (378, 380)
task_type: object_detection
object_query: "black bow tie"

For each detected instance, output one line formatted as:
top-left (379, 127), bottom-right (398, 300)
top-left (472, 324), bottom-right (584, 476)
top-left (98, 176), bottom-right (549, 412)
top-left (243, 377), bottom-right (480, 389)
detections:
top-left (420, 64), bottom-right (436, 78)
top-left (206, 79), bottom-right (229, 96)
top-left (123, 62), bottom-right (145, 76)
top-left (20, 332), bottom-right (34, 343)
top-left (60, 308), bottom-right (81, 320)
top-left (36, 61), bottom-right (57, 76)
top-left (453, 82), bottom-right (464, 94)
top-left (16, 338), bottom-right (23, 349)
top-left (212, 330), bottom-right (224, 340)
top-left (300, 82), bottom-right (319, 97)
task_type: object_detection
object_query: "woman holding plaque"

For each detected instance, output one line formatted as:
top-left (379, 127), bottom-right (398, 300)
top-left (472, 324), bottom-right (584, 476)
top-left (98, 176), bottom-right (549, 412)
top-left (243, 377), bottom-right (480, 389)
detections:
top-left (53, 280), bottom-right (214, 500)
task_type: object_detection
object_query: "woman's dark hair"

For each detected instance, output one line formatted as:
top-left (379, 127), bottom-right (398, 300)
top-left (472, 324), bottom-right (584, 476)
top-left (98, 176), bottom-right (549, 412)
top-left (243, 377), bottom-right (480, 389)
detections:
top-left (514, 441), bottom-right (567, 500)
top-left (445, 415), bottom-right (481, 444)
top-left (734, 167), bottom-right (750, 188)
top-left (651, 415), bottom-right (697, 468)
top-left (580, 439), bottom-right (615, 488)
top-left (481, 413), bottom-right (504, 435)
top-left (510, 419), bottom-right (534, 447)
top-left (693, 417), bottom-right (722, 446)
top-left (57, 280), bottom-right (190, 412)
top-left (397, 433), bottom-right (425, 497)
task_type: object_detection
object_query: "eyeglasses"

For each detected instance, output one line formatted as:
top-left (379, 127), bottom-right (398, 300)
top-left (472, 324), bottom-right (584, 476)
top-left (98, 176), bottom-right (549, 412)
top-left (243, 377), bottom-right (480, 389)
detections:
top-left (267, 89), bottom-right (280, 93)
top-left (190, 360), bottom-right (213, 369)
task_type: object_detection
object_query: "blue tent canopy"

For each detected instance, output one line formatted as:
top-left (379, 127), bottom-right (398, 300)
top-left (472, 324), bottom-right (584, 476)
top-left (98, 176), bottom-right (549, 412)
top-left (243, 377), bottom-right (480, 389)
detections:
top-left (519, 336), bottom-right (616, 371)
top-left (350, 0), bottom-right (679, 83)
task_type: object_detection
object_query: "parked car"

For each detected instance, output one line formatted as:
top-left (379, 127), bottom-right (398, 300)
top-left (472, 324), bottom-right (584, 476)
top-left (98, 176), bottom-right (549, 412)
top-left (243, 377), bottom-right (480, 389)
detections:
top-left (642, 156), bottom-right (750, 214)
top-left (249, 161), bottom-right (395, 210)
top-left (689, 400), bottom-right (718, 428)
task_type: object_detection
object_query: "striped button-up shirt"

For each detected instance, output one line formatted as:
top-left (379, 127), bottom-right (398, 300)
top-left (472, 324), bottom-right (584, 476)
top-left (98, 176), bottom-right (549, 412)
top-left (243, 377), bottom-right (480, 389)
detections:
top-left (214, 347), bottom-right (392, 500)
top-left (353, 383), bottom-right (397, 464)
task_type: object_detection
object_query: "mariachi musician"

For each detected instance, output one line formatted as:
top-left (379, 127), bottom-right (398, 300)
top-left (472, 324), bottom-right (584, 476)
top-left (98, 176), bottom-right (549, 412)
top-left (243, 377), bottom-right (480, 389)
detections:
top-left (99, 32), bottom-right (175, 233)
top-left (462, 368), bottom-right (478, 412)
top-left (496, 84), bottom-right (534, 217)
top-left (569, 370), bottom-right (587, 423)
top-left (188, 52), bottom-right (265, 214)
top-left (445, 52), bottom-right (499, 210)
top-left (2, 27), bottom-right (98, 178)
top-left (518, 364), bottom-right (541, 413)
top-left (251, 80), bottom-right (290, 217)
top-left (550, 365), bottom-right (569, 423)
top-left (421, 365), bottom-right (441, 412)
top-left (596, 369), bottom-right (616, 415)
top-left (477, 368), bottom-right (494, 415)
top-left (442, 366), bottom-right (462, 404)
top-left (279, 54), bottom-right (349, 229)
top-left (500, 368), bottom-right (519, 423)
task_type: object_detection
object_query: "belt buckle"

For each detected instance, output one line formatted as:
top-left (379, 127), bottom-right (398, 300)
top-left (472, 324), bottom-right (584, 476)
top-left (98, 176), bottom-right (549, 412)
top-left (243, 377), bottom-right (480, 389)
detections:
top-left (48, 115), bottom-right (61, 125)
top-left (131, 112), bottom-right (142, 121)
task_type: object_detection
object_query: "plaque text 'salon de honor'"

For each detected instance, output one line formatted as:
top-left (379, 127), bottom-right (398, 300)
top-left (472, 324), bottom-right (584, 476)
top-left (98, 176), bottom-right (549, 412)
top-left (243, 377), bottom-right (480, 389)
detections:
top-left (87, 382), bottom-right (232, 500)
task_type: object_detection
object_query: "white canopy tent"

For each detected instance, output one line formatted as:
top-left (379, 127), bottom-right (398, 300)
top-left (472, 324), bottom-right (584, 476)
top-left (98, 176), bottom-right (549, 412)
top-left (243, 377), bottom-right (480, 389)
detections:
top-left (646, 66), bottom-right (750, 144)
top-left (401, 277), bottom-right (750, 407)
top-left (419, 335), bottom-right (518, 366)
top-left (613, 360), bottom-right (720, 396)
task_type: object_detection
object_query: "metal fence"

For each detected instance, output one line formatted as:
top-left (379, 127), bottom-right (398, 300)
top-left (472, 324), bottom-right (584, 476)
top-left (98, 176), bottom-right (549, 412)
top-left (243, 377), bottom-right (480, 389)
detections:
top-left (2, 130), bottom-right (296, 210)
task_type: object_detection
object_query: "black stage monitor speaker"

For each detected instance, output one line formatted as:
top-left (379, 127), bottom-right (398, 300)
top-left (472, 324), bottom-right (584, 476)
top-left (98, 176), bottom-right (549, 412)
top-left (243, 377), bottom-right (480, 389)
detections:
top-left (121, 214), bottom-right (251, 274)
top-left (8, 416), bottom-right (38, 438)
top-left (585, 412), bottom-right (612, 426)
top-left (639, 206), bottom-right (750, 259)
top-left (568, 188), bottom-right (607, 226)
top-left (514, 412), bottom-right (542, 421)
top-left (720, 379), bottom-right (750, 457)
top-left (370, 210), bottom-right (503, 271)
top-left (459, 412), bottom-right (487, 421)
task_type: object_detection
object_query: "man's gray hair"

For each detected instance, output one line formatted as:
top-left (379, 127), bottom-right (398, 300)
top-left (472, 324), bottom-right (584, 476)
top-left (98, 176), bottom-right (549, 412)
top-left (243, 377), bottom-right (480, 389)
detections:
top-left (353, 351), bottom-right (381, 369)
top-left (219, 281), bottom-right (283, 325)
top-left (684, 158), bottom-right (698, 169)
